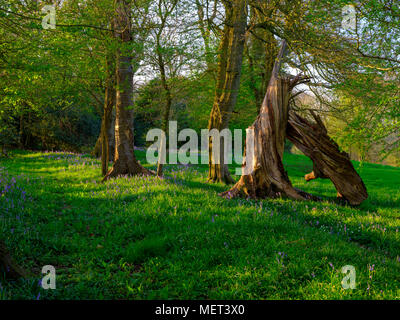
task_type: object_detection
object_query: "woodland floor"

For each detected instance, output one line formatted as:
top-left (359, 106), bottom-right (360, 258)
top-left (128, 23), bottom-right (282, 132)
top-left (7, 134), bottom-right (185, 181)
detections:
top-left (1, 150), bottom-right (400, 299)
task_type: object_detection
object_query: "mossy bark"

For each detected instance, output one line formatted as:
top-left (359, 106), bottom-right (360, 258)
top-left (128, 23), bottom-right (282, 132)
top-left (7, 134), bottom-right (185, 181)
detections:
top-left (207, 0), bottom-right (247, 184)
top-left (101, 57), bottom-right (116, 176)
top-left (92, 105), bottom-right (115, 163)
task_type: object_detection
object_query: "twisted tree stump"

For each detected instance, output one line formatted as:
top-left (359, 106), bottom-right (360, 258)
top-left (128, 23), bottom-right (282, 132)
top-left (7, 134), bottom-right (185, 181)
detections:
top-left (220, 41), bottom-right (319, 202)
top-left (220, 40), bottom-right (367, 206)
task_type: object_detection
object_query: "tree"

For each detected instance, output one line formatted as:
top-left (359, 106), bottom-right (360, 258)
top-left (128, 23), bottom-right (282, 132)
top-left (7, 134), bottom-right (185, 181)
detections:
top-left (0, 1), bottom-right (109, 152)
top-left (103, 0), bottom-right (153, 180)
top-left (153, 0), bottom-right (179, 177)
top-left (207, 0), bottom-right (247, 184)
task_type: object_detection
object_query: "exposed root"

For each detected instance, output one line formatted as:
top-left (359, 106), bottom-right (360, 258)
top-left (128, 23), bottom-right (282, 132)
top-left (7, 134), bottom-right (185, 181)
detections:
top-left (102, 162), bottom-right (154, 182)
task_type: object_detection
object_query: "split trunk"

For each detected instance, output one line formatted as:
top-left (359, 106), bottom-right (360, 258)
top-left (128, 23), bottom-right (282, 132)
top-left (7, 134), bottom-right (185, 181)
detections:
top-left (221, 41), bottom-right (367, 206)
top-left (286, 111), bottom-right (368, 205)
top-left (221, 41), bottom-right (318, 201)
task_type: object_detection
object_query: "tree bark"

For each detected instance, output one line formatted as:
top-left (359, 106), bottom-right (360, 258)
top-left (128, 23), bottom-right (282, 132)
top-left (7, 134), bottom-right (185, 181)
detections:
top-left (92, 135), bottom-right (102, 158)
top-left (155, 60), bottom-right (172, 177)
top-left (220, 41), bottom-right (318, 201)
top-left (19, 113), bottom-right (24, 149)
top-left (0, 241), bottom-right (27, 280)
top-left (91, 112), bottom-right (115, 160)
top-left (103, 0), bottom-right (153, 181)
top-left (207, 0), bottom-right (247, 184)
top-left (101, 57), bottom-right (116, 176)
top-left (93, 116), bottom-right (115, 161)
top-left (92, 102), bottom-right (115, 162)
top-left (154, 1), bottom-right (175, 177)
top-left (155, 54), bottom-right (172, 176)
top-left (286, 111), bottom-right (368, 205)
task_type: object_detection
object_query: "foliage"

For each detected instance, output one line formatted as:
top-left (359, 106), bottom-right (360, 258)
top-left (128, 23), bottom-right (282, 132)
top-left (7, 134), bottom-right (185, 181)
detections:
top-left (1, 0), bottom-right (398, 163)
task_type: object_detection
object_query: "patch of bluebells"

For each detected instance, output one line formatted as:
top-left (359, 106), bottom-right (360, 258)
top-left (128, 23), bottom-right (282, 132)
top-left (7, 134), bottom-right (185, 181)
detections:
top-left (41, 151), bottom-right (100, 172)
top-left (277, 251), bottom-right (287, 268)
top-left (0, 167), bottom-right (32, 215)
top-left (368, 264), bottom-right (376, 280)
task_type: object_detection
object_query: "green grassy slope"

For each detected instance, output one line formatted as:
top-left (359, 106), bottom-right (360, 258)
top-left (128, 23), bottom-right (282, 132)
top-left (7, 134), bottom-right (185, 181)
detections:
top-left (0, 150), bottom-right (399, 299)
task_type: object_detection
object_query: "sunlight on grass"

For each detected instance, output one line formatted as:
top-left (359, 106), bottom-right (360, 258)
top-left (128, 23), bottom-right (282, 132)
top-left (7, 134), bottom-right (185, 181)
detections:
top-left (1, 150), bottom-right (399, 299)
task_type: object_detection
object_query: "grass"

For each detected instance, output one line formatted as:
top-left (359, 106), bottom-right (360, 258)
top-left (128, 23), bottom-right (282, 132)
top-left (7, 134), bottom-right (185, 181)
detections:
top-left (0, 149), bottom-right (399, 299)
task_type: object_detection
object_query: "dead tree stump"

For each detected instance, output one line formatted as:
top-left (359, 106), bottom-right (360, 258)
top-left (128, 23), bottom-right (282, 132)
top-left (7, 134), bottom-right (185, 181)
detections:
top-left (220, 41), bottom-right (318, 202)
top-left (221, 40), bottom-right (368, 206)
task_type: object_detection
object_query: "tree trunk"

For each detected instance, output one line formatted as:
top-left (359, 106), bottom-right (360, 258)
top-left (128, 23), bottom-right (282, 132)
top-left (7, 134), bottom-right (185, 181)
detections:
top-left (221, 40), bottom-right (367, 206)
top-left (220, 41), bottom-right (319, 201)
top-left (155, 17), bottom-right (173, 177)
top-left (0, 241), bottom-right (27, 280)
top-left (286, 111), bottom-right (368, 205)
top-left (101, 89), bottom-right (115, 176)
top-left (103, 0), bottom-right (153, 181)
top-left (101, 57), bottom-right (116, 176)
top-left (155, 77), bottom-right (172, 177)
top-left (155, 66), bottom-right (172, 177)
top-left (207, 0), bottom-right (247, 184)
top-left (92, 109), bottom-right (115, 161)
top-left (19, 113), bottom-right (24, 149)
top-left (92, 135), bottom-right (102, 158)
